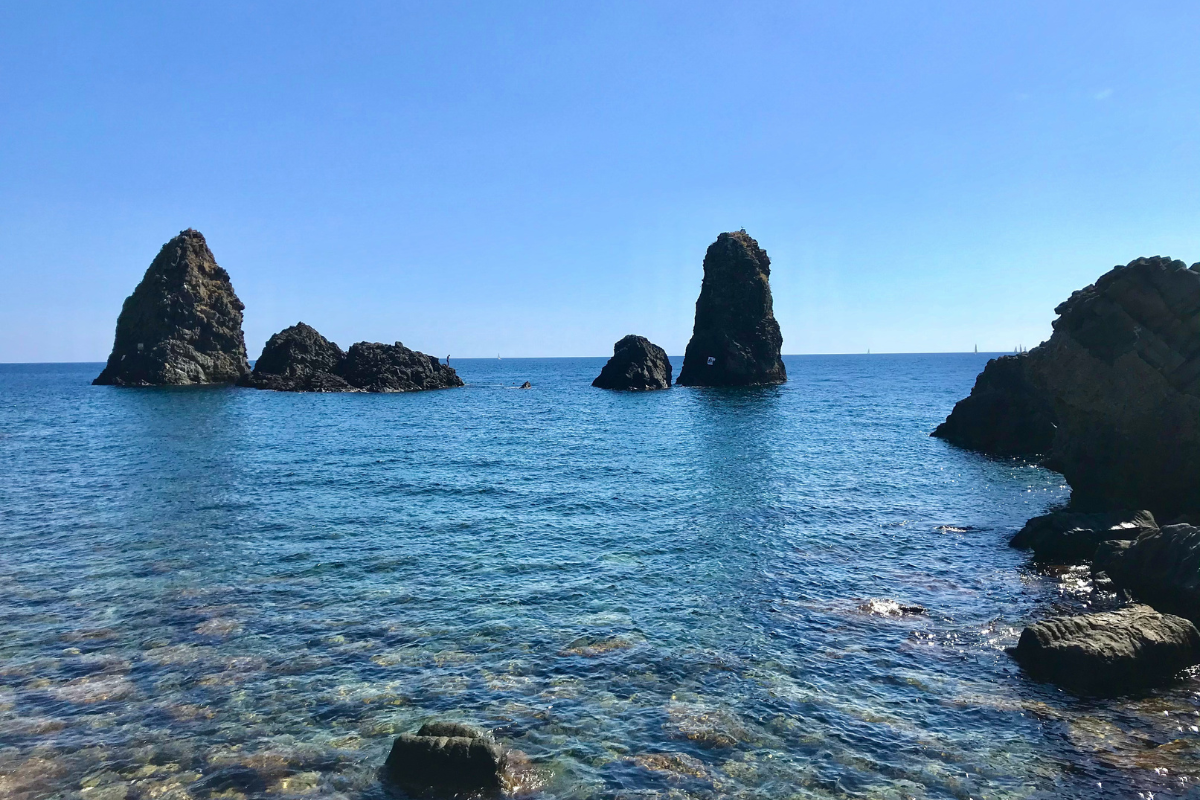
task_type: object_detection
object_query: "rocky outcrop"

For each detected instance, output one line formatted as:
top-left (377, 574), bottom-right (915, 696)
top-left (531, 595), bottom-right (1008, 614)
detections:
top-left (1010, 510), bottom-right (1157, 563)
top-left (241, 324), bottom-right (462, 393)
top-left (1012, 604), bottom-right (1200, 693)
top-left (239, 323), bottom-right (351, 391)
top-left (593, 335), bottom-right (672, 390)
top-left (676, 231), bottom-right (786, 387)
top-left (934, 256), bottom-right (1200, 515)
top-left (383, 722), bottom-right (507, 793)
top-left (1095, 524), bottom-right (1200, 623)
top-left (94, 229), bottom-right (250, 386)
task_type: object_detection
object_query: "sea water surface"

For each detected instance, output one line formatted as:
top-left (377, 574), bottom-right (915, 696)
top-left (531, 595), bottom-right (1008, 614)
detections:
top-left (1, 355), bottom-right (1198, 800)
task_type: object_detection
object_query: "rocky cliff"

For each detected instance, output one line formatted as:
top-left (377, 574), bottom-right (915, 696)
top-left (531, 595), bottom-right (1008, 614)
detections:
top-left (242, 323), bottom-right (462, 393)
top-left (94, 229), bottom-right (250, 386)
top-left (676, 231), bottom-right (786, 387)
top-left (592, 335), bottom-right (672, 390)
top-left (934, 256), bottom-right (1200, 514)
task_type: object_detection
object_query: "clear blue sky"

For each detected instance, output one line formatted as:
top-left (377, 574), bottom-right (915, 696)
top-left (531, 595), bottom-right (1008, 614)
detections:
top-left (1, 1), bottom-right (1197, 361)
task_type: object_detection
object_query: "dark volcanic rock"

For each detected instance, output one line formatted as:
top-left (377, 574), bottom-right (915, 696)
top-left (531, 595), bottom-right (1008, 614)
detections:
top-left (94, 229), bottom-right (249, 386)
top-left (931, 355), bottom-right (1056, 454)
top-left (383, 722), bottom-right (506, 793)
top-left (339, 341), bottom-right (462, 392)
top-left (242, 324), bottom-right (462, 393)
top-left (1095, 524), bottom-right (1200, 623)
top-left (1011, 510), bottom-right (1158, 563)
top-left (1012, 604), bottom-right (1200, 693)
top-left (593, 335), bottom-right (672, 390)
top-left (676, 231), bottom-right (786, 387)
top-left (934, 256), bottom-right (1200, 515)
top-left (519, 381), bottom-right (531, 389)
top-left (240, 323), bottom-right (351, 391)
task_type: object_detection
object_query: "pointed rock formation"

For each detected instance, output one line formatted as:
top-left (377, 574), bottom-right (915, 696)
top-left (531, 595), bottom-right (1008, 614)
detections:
top-left (934, 256), bottom-right (1200, 514)
top-left (94, 229), bottom-right (249, 386)
top-left (592, 335), bottom-right (672, 390)
top-left (242, 323), bottom-right (462, 393)
top-left (676, 230), bottom-right (785, 387)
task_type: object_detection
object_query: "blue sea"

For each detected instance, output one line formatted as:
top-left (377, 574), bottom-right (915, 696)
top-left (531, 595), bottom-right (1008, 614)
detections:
top-left (2, 355), bottom-right (1198, 800)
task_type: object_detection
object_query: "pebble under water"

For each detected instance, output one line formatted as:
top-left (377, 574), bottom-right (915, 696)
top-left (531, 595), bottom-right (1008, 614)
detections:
top-left (1, 355), bottom-right (1198, 800)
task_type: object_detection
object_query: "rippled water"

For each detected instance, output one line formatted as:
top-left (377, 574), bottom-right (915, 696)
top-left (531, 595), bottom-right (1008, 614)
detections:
top-left (2, 355), bottom-right (1198, 800)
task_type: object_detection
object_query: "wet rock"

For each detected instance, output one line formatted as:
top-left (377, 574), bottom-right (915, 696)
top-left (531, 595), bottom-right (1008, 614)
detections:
top-left (1012, 604), bottom-right (1200, 693)
top-left (858, 599), bottom-right (926, 616)
top-left (383, 722), bottom-right (506, 793)
top-left (519, 381), bottom-right (532, 389)
top-left (1094, 524), bottom-right (1200, 623)
top-left (340, 341), bottom-right (463, 393)
top-left (241, 324), bottom-right (462, 393)
top-left (94, 229), bottom-right (250, 386)
top-left (1011, 510), bottom-right (1158, 563)
top-left (239, 323), bottom-right (351, 391)
top-left (593, 335), bottom-right (672, 390)
top-left (934, 256), bottom-right (1200, 515)
top-left (676, 230), bottom-right (786, 387)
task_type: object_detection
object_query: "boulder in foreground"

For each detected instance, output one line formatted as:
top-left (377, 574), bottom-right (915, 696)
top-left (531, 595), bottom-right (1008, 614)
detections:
top-left (94, 229), bottom-right (249, 386)
top-left (383, 722), bottom-right (505, 793)
top-left (1010, 510), bottom-right (1157, 563)
top-left (242, 323), bottom-right (462, 393)
top-left (593, 335), bottom-right (672, 390)
top-left (1012, 604), bottom-right (1200, 693)
top-left (676, 230), bottom-right (786, 387)
top-left (1095, 524), bottom-right (1200, 623)
top-left (933, 256), bottom-right (1200, 515)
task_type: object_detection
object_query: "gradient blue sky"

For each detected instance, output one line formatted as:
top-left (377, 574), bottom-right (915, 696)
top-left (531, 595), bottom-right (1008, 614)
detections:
top-left (2, 1), bottom-right (1197, 361)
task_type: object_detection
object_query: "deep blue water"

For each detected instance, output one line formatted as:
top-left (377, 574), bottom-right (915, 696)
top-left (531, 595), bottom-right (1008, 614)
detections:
top-left (1, 355), bottom-right (1198, 800)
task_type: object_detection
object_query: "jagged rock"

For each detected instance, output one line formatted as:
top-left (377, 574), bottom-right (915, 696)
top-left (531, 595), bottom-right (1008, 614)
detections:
top-left (1095, 524), bottom-right (1200, 623)
top-left (94, 229), bottom-right (249, 386)
top-left (1011, 510), bottom-right (1158, 563)
top-left (241, 325), bottom-right (462, 393)
top-left (676, 231), bottom-right (786, 387)
top-left (931, 356), bottom-right (1056, 454)
top-left (239, 323), bottom-right (351, 391)
top-left (593, 335), bottom-right (672, 390)
top-left (383, 722), bottom-right (506, 792)
top-left (1012, 604), bottom-right (1200, 693)
top-left (339, 342), bottom-right (462, 392)
top-left (934, 256), bottom-right (1200, 515)
top-left (519, 381), bottom-right (531, 389)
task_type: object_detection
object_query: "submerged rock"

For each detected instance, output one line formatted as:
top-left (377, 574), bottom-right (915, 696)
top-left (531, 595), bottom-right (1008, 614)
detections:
top-left (242, 324), bottom-right (462, 393)
top-left (94, 229), bottom-right (249, 386)
top-left (592, 335), bottom-right (672, 390)
top-left (676, 230), bottom-right (786, 387)
top-left (1011, 510), bottom-right (1158, 563)
top-left (1095, 524), bottom-right (1200, 623)
top-left (383, 722), bottom-right (506, 793)
top-left (1012, 604), bottom-right (1200, 693)
top-left (934, 256), bottom-right (1200, 515)
top-left (240, 323), bottom-right (351, 391)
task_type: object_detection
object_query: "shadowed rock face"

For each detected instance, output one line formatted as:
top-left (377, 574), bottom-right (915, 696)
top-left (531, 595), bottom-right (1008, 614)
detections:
top-left (239, 323), bottom-right (351, 391)
top-left (1010, 509), bottom-right (1158, 563)
top-left (94, 229), bottom-right (249, 386)
top-left (1012, 604), bottom-right (1200, 693)
top-left (383, 722), bottom-right (506, 793)
top-left (242, 323), bottom-right (462, 393)
top-left (593, 335), bottom-right (672, 390)
top-left (934, 256), bottom-right (1200, 515)
top-left (1095, 524), bottom-right (1200, 624)
top-left (676, 231), bottom-right (785, 387)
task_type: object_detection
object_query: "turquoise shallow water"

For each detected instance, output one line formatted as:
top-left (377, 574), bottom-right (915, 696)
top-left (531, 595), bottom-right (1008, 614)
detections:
top-left (1, 355), bottom-right (1198, 800)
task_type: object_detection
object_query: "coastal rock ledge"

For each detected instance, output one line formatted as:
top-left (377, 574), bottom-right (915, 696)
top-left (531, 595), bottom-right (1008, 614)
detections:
top-left (934, 256), bottom-right (1200, 515)
top-left (94, 229), bottom-right (250, 386)
top-left (592, 335), bottom-right (672, 390)
top-left (1012, 604), bottom-right (1200, 693)
top-left (676, 230), bottom-right (786, 387)
top-left (240, 323), bottom-right (462, 393)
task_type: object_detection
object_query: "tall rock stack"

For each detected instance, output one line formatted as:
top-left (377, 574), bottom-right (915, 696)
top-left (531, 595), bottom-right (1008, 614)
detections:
top-left (94, 229), bottom-right (250, 386)
top-left (934, 256), bottom-right (1200, 515)
top-left (676, 230), bottom-right (786, 387)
